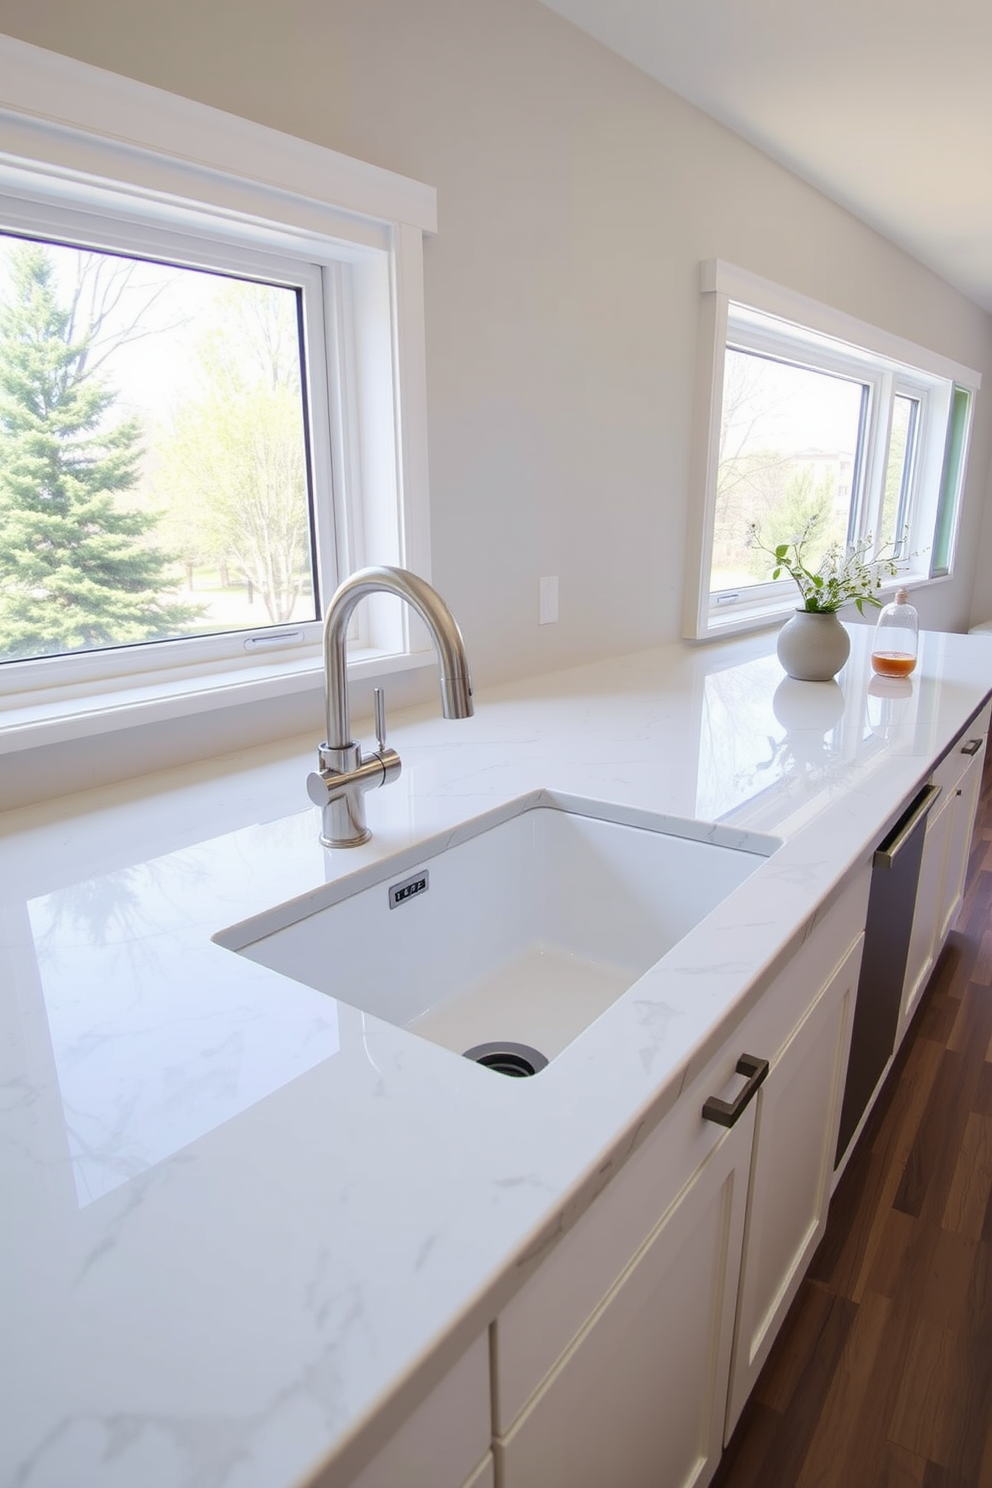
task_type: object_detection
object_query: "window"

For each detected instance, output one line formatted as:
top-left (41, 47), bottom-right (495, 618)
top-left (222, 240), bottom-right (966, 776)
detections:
top-left (0, 34), bottom-right (435, 743)
top-left (0, 222), bottom-right (322, 669)
top-left (684, 261), bottom-right (981, 640)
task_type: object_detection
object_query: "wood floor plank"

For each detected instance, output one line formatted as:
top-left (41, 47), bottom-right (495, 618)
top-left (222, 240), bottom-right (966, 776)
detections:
top-left (897, 991), bottom-right (992, 1223)
top-left (810, 1146), bottom-right (903, 1301)
top-left (947, 982), bottom-right (992, 1055)
top-left (888, 1319), bottom-right (958, 1461)
top-left (895, 1052), bottom-right (969, 1218)
top-left (865, 1214), bottom-right (976, 1328)
top-left (797, 1434), bottom-right (930, 1488)
top-left (869, 1441), bottom-right (930, 1488)
top-left (960, 873), bottom-right (992, 947)
top-left (931, 1238), bottom-right (992, 1483)
top-left (708, 1401), bottom-right (784, 1488)
top-left (917, 983), bottom-right (964, 1045)
top-left (942, 1111), bottom-right (992, 1239)
top-left (964, 873), bottom-right (992, 922)
top-left (976, 1062), bottom-right (992, 1116)
top-left (792, 1288), bottom-right (892, 1488)
top-left (921, 1462), bottom-right (979, 1488)
top-left (753, 1280), bottom-right (856, 1415)
top-left (869, 1035), bottom-right (945, 1181)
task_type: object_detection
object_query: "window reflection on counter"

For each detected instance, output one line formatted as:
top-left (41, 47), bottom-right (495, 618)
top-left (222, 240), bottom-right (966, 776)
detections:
top-left (695, 651), bottom-right (916, 829)
top-left (24, 841), bottom-right (340, 1208)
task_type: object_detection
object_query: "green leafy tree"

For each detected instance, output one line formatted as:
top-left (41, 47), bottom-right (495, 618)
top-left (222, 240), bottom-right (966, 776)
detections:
top-left (0, 243), bottom-right (199, 660)
top-left (155, 281), bottom-right (311, 624)
top-left (757, 465), bottom-right (845, 577)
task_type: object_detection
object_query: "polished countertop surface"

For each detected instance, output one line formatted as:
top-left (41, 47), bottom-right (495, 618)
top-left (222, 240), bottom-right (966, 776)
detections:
top-left (2, 623), bottom-right (991, 1488)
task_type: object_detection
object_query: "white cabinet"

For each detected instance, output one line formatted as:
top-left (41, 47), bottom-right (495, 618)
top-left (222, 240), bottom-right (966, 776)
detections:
top-left (493, 868), bottom-right (869, 1488)
top-left (898, 708), bottom-right (989, 1048)
top-left (460, 1454), bottom-right (495, 1488)
top-left (725, 933), bottom-right (862, 1431)
top-left (935, 732), bottom-right (985, 946)
top-left (900, 776), bottom-right (956, 1032)
top-left (495, 1098), bottom-right (754, 1488)
top-left (347, 1332), bottom-right (491, 1488)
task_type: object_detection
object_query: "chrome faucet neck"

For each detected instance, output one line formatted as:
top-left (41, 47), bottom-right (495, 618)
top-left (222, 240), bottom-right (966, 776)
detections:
top-left (308, 566), bottom-right (473, 847)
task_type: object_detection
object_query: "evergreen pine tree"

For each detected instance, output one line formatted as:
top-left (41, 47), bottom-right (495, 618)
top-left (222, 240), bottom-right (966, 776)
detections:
top-left (0, 242), bottom-right (199, 660)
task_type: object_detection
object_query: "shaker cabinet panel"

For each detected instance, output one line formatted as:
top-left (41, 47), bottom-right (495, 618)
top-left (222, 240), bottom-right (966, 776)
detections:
top-left (901, 777), bottom-right (956, 1030)
top-left (726, 933), bottom-right (862, 1433)
top-left (496, 1104), bottom-right (754, 1488)
top-left (459, 1453), bottom-right (495, 1488)
top-left (347, 1332), bottom-right (490, 1488)
top-left (936, 738), bottom-right (985, 947)
top-left (899, 710), bottom-right (989, 1051)
top-left (493, 1058), bottom-right (729, 1433)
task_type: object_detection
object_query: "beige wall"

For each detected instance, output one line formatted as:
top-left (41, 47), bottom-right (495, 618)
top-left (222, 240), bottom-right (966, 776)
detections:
top-left (1, 0), bottom-right (991, 681)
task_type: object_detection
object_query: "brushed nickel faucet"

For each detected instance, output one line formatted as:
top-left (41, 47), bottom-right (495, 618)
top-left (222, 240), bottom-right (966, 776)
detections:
top-left (306, 566), bottom-right (473, 847)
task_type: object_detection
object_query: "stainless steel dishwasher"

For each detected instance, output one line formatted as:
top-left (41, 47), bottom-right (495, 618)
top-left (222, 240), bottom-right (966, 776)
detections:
top-left (835, 780), bottom-right (942, 1167)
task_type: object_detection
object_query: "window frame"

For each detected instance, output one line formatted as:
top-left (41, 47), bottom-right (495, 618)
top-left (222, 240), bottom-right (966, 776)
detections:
top-left (683, 260), bottom-right (981, 641)
top-left (0, 33), bottom-right (437, 749)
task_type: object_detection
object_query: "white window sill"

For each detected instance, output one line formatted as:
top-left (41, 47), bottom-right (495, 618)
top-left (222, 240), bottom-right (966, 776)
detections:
top-left (697, 572), bottom-right (949, 642)
top-left (0, 647), bottom-right (437, 757)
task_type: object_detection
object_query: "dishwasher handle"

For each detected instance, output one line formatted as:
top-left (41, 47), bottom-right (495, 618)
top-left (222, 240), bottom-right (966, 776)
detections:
top-left (873, 782), bottom-right (941, 870)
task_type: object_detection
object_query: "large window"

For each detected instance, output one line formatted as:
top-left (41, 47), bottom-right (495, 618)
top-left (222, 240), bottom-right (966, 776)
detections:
top-left (0, 34), bottom-right (435, 745)
top-left (684, 262), bottom-right (981, 639)
top-left (0, 225), bottom-right (321, 668)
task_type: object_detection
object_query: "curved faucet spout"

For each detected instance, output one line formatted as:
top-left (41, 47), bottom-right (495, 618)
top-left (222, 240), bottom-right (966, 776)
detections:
top-left (308, 566), bottom-right (473, 847)
top-left (322, 566), bottom-right (473, 750)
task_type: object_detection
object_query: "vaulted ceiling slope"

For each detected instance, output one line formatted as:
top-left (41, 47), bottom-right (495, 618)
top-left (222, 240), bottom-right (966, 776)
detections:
top-left (539, 0), bottom-right (992, 315)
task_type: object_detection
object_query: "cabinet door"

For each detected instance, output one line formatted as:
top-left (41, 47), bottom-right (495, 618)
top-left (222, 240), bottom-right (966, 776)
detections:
top-left (725, 934), bottom-right (861, 1434)
top-left (900, 785), bottom-right (955, 1034)
top-left (347, 1332), bottom-right (490, 1488)
top-left (459, 1454), bottom-right (495, 1488)
top-left (901, 721), bottom-right (988, 1044)
top-left (496, 1102), bottom-right (754, 1488)
top-left (936, 738), bottom-right (985, 947)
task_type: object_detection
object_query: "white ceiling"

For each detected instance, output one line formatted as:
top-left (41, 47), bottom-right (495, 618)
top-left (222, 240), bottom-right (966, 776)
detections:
top-left (539, 0), bottom-right (992, 315)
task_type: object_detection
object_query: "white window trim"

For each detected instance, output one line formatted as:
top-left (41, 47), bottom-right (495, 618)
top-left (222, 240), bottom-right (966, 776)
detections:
top-left (683, 259), bottom-right (982, 642)
top-left (0, 33), bottom-right (438, 758)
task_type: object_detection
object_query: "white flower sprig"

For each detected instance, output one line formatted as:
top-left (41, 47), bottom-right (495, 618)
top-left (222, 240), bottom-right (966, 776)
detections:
top-left (745, 515), bottom-right (901, 615)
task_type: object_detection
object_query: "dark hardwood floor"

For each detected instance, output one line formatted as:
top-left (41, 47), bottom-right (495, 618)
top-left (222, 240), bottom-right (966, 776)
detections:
top-left (713, 754), bottom-right (992, 1488)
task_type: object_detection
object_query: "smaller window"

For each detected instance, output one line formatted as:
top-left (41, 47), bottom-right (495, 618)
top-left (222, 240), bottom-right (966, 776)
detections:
top-left (684, 263), bottom-right (980, 640)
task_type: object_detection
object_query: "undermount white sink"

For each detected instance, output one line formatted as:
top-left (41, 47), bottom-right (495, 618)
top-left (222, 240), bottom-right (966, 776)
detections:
top-left (215, 795), bottom-right (778, 1072)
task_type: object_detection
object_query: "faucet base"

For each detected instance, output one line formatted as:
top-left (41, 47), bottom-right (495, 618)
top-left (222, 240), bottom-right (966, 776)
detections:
top-left (307, 743), bottom-right (401, 848)
top-left (319, 825), bottom-right (372, 850)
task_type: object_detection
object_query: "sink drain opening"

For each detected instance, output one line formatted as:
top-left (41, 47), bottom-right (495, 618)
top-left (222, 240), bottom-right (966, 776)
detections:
top-left (463, 1041), bottom-right (549, 1077)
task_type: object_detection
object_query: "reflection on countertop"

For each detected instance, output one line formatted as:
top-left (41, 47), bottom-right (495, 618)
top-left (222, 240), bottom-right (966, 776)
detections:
top-left (1, 621), bottom-right (990, 1488)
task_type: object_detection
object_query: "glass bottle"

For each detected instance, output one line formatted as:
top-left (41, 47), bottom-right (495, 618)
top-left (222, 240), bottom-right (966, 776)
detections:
top-left (871, 588), bottom-right (918, 677)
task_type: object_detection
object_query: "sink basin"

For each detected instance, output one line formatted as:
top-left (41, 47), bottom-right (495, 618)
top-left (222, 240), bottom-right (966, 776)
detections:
top-left (215, 795), bottom-right (777, 1071)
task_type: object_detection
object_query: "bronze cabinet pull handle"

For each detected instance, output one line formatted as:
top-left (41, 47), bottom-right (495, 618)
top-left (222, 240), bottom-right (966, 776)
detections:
top-left (702, 1054), bottom-right (769, 1128)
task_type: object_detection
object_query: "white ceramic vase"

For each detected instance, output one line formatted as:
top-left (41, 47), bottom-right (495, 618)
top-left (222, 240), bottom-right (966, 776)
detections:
top-left (776, 609), bottom-right (851, 682)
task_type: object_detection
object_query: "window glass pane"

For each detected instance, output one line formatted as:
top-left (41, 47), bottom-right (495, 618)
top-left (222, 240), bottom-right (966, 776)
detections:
top-left (0, 233), bottom-right (316, 666)
top-left (933, 387), bottom-right (971, 575)
top-left (880, 395), bottom-right (918, 553)
top-left (711, 348), bottom-right (866, 598)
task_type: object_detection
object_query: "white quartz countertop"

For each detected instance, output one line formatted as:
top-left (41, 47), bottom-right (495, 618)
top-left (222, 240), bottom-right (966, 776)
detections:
top-left (3, 623), bottom-right (991, 1488)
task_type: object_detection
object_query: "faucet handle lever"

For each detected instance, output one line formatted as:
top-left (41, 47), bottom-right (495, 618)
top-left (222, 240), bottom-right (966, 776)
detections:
top-left (373, 686), bottom-right (387, 753)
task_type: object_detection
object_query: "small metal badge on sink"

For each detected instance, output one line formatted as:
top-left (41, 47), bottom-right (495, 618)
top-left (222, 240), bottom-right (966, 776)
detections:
top-left (388, 870), bottom-right (429, 909)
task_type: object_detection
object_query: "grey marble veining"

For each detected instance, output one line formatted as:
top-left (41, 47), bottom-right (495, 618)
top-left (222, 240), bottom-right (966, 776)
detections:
top-left (2, 624), bottom-right (992, 1488)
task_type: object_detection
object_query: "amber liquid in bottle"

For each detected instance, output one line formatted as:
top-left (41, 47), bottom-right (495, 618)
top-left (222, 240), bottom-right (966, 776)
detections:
top-left (871, 651), bottom-right (917, 678)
